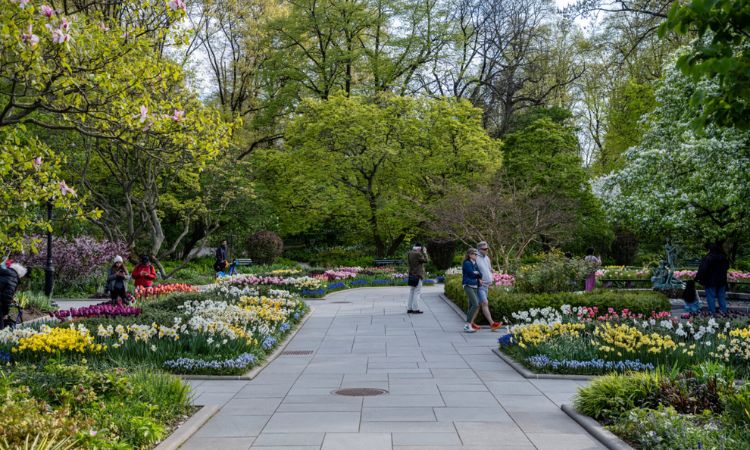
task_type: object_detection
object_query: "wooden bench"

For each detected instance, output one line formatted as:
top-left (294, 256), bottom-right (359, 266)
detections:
top-left (373, 259), bottom-right (402, 267)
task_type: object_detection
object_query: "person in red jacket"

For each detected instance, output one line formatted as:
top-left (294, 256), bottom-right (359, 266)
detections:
top-left (132, 255), bottom-right (157, 288)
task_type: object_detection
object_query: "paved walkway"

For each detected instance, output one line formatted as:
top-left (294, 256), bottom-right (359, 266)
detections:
top-left (180, 286), bottom-right (604, 450)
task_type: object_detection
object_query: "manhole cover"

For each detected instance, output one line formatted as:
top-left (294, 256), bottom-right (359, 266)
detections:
top-left (330, 301), bottom-right (351, 304)
top-left (280, 350), bottom-right (314, 356)
top-left (333, 388), bottom-right (388, 396)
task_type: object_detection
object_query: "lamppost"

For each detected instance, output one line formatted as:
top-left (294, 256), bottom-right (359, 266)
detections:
top-left (44, 200), bottom-right (54, 296)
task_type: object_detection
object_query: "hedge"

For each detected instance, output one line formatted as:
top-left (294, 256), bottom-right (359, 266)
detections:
top-left (444, 275), bottom-right (671, 324)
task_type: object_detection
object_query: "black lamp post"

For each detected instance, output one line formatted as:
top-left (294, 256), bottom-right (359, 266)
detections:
top-left (44, 200), bottom-right (54, 296)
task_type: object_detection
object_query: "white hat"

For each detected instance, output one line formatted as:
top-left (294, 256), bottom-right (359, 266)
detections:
top-left (10, 262), bottom-right (27, 279)
top-left (114, 255), bottom-right (123, 263)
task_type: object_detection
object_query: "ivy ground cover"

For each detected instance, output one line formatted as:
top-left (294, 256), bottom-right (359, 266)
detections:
top-left (498, 305), bottom-right (750, 376)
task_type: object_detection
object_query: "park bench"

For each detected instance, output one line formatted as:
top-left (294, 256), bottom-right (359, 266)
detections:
top-left (374, 259), bottom-right (402, 267)
top-left (227, 258), bottom-right (253, 275)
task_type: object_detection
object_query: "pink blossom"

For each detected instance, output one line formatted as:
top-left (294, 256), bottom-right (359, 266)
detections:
top-left (168, 0), bottom-right (187, 11)
top-left (14, 0), bottom-right (31, 9)
top-left (51, 28), bottom-right (70, 44)
top-left (21, 24), bottom-right (40, 46)
top-left (170, 109), bottom-right (185, 121)
top-left (60, 17), bottom-right (70, 31)
top-left (33, 156), bottom-right (42, 169)
top-left (59, 180), bottom-right (76, 196)
top-left (99, 22), bottom-right (110, 32)
top-left (40, 5), bottom-right (55, 17)
top-left (138, 105), bottom-right (149, 123)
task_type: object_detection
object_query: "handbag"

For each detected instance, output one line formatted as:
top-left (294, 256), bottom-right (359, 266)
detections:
top-left (407, 274), bottom-right (420, 287)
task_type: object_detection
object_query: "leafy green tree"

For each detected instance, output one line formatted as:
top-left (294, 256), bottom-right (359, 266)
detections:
top-left (255, 94), bottom-right (502, 256)
top-left (662, 0), bottom-right (750, 128)
top-left (596, 61), bottom-right (750, 249)
top-left (502, 117), bottom-right (612, 252)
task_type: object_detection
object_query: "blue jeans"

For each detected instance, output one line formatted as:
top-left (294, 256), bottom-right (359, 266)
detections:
top-left (478, 284), bottom-right (489, 303)
top-left (705, 285), bottom-right (727, 314)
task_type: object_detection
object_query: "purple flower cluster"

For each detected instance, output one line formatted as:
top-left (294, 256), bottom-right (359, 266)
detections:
top-left (163, 353), bottom-right (256, 373)
top-left (51, 304), bottom-right (141, 320)
top-left (14, 236), bottom-right (129, 285)
top-left (526, 355), bottom-right (654, 372)
top-left (279, 322), bottom-right (290, 333)
top-left (262, 336), bottom-right (277, 350)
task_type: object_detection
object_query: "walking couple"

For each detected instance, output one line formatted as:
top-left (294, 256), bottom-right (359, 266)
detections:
top-left (462, 243), bottom-right (502, 333)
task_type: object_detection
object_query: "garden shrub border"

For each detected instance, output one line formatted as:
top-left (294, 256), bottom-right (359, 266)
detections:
top-left (443, 275), bottom-right (670, 324)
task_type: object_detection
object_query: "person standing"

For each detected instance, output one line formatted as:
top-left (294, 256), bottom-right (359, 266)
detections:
top-left (215, 240), bottom-right (229, 274)
top-left (475, 242), bottom-right (502, 331)
top-left (462, 248), bottom-right (481, 333)
top-left (584, 247), bottom-right (601, 292)
top-left (132, 255), bottom-right (157, 289)
top-left (0, 260), bottom-right (27, 327)
top-left (696, 243), bottom-right (730, 314)
top-left (107, 256), bottom-right (130, 301)
top-left (407, 242), bottom-right (428, 314)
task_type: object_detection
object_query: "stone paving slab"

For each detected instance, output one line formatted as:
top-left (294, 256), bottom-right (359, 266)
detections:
top-left (178, 286), bottom-right (604, 449)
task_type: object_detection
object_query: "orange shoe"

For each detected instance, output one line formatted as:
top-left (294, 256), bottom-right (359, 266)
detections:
top-left (490, 322), bottom-right (502, 331)
top-left (470, 323), bottom-right (481, 331)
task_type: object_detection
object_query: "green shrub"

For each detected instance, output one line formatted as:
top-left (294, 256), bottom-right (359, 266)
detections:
top-left (724, 383), bottom-right (750, 427)
top-left (515, 252), bottom-right (591, 293)
top-left (444, 276), bottom-right (670, 323)
top-left (574, 371), bottom-right (661, 422)
top-left (426, 239), bottom-right (456, 270)
top-left (246, 231), bottom-right (284, 265)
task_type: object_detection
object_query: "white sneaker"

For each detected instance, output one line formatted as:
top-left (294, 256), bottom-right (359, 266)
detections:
top-left (463, 324), bottom-right (476, 333)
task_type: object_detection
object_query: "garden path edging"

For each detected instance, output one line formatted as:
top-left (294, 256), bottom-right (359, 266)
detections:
top-left (561, 404), bottom-right (635, 450)
top-left (180, 311), bottom-right (312, 381)
top-left (154, 404), bottom-right (220, 450)
top-left (492, 348), bottom-right (596, 381)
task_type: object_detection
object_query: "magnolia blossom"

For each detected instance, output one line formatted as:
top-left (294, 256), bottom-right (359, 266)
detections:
top-left (59, 180), bottom-right (76, 196)
top-left (59, 17), bottom-right (70, 31)
top-left (168, 0), bottom-right (187, 11)
top-left (33, 156), bottom-right (42, 169)
top-left (51, 27), bottom-right (70, 44)
top-left (171, 109), bottom-right (185, 122)
top-left (21, 24), bottom-right (40, 46)
top-left (99, 22), bottom-right (110, 32)
top-left (40, 5), bottom-right (55, 17)
top-left (14, 0), bottom-right (30, 8)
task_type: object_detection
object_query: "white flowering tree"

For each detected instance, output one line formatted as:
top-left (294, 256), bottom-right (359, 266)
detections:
top-left (595, 61), bottom-right (750, 248)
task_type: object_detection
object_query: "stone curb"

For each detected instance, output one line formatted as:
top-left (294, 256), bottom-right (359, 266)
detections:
top-left (561, 404), bottom-right (635, 450)
top-left (154, 404), bottom-right (220, 450)
top-left (492, 348), bottom-right (596, 381)
top-left (180, 311), bottom-right (312, 381)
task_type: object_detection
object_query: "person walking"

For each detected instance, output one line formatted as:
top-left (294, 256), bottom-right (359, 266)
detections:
top-left (462, 248), bottom-right (482, 333)
top-left (107, 256), bottom-right (130, 302)
top-left (475, 242), bottom-right (502, 331)
top-left (215, 240), bottom-right (229, 274)
top-left (696, 243), bottom-right (730, 314)
top-left (132, 255), bottom-right (157, 289)
top-left (407, 242), bottom-right (428, 314)
top-left (0, 260), bottom-right (27, 328)
top-left (584, 247), bottom-right (601, 292)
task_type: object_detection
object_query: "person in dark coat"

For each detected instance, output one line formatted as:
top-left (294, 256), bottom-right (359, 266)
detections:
top-left (214, 240), bottom-right (229, 273)
top-left (695, 243), bottom-right (730, 314)
top-left (107, 256), bottom-right (130, 301)
top-left (0, 261), bottom-right (27, 325)
top-left (406, 243), bottom-right (428, 314)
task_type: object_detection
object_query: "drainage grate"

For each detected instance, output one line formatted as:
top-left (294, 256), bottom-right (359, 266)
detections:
top-left (330, 301), bottom-right (351, 304)
top-left (333, 388), bottom-right (388, 396)
top-left (280, 350), bottom-right (314, 356)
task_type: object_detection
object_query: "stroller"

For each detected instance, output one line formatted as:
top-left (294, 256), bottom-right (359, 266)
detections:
top-left (682, 279), bottom-right (701, 313)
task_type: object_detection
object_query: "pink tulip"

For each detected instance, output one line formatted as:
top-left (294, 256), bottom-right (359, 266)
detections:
top-left (33, 156), bottom-right (42, 169)
top-left (168, 0), bottom-right (187, 11)
top-left (21, 24), bottom-right (40, 46)
top-left (59, 180), bottom-right (76, 196)
top-left (171, 109), bottom-right (185, 122)
top-left (40, 5), bottom-right (55, 17)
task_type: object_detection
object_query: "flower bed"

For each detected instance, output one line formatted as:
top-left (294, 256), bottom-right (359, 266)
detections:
top-left (0, 361), bottom-right (191, 448)
top-left (574, 365), bottom-right (750, 449)
top-left (50, 304), bottom-right (141, 320)
top-left (134, 283), bottom-right (198, 300)
top-left (498, 304), bottom-right (750, 376)
top-left (0, 287), bottom-right (309, 376)
top-left (444, 275), bottom-right (670, 324)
